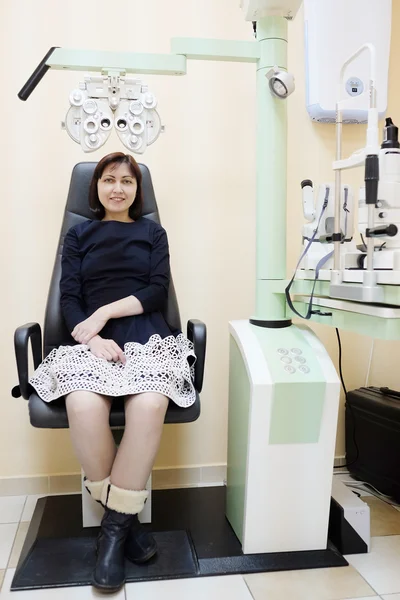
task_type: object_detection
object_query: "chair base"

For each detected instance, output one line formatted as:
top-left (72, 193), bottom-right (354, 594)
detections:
top-left (11, 486), bottom-right (347, 591)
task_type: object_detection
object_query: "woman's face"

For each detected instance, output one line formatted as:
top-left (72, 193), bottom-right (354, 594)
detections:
top-left (97, 162), bottom-right (138, 221)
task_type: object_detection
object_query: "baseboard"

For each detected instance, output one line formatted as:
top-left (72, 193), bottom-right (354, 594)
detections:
top-left (0, 458), bottom-right (347, 496)
top-left (0, 465), bottom-right (228, 496)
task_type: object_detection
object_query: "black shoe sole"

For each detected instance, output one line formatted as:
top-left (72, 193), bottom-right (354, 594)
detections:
top-left (91, 577), bottom-right (125, 593)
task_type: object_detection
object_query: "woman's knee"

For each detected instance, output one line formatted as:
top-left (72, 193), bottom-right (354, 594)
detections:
top-left (126, 392), bottom-right (169, 416)
top-left (66, 391), bottom-right (111, 419)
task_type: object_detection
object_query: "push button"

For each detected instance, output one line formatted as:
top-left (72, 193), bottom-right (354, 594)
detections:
top-left (281, 356), bottom-right (292, 364)
top-left (294, 356), bottom-right (306, 364)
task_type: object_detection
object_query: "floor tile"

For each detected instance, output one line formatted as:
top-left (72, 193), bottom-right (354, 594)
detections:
top-left (363, 497), bottom-right (400, 536)
top-left (126, 575), bottom-right (253, 599)
top-left (8, 522), bottom-right (30, 569)
top-left (0, 569), bottom-right (5, 590)
top-left (0, 524), bottom-right (18, 569)
top-left (244, 566), bottom-right (375, 600)
top-left (20, 495), bottom-right (46, 522)
top-left (346, 535), bottom-right (400, 595)
top-left (1, 568), bottom-right (126, 598)
top-left (0, 496), bottom-right (26, 524)
top-left (381, 595), bottom-right (400, 599)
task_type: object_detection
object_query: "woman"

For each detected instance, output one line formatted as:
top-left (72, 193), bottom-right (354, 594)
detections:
top-left (29, 152), bottom-right (196, 592)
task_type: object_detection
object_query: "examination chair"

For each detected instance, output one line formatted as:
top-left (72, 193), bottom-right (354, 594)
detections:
top-left (13, 161), bottom-right (206, 527)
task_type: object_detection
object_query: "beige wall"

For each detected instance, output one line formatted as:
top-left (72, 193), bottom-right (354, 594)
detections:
top-left (1, 0), bottom-right (400, 478)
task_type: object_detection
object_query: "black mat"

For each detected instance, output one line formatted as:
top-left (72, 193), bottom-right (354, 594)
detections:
top-left (198, 541), bottom-right (345, 576)
top-left (11, 486), bottom-right (348, 591)
top-left (12, 531), bottom-right (198, 590)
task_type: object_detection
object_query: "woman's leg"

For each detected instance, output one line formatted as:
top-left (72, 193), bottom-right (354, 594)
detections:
top-left (93, 392), bottom-right (168, 592)
top-left (110, 392), bottom-right (169, 490)
top-left (65, 391), bottom-right (117, 482)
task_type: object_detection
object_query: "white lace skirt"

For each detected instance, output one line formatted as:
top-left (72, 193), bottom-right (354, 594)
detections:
top-left (29, 334), bottom-right (196, 407)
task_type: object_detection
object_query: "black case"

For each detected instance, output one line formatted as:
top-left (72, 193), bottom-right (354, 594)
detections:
top-left (346, 386), bottom-right (400, 502)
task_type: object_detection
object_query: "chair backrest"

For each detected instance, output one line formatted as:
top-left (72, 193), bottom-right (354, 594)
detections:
top-left (43, 162), bottom-right (181, 357)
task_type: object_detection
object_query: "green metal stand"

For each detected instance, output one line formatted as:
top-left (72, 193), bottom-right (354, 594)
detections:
top-left (254, 18), bottom-right (288, 321)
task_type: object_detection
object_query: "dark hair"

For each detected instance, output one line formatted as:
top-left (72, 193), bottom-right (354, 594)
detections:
top-left (89, 152), bottom-right (143, 220)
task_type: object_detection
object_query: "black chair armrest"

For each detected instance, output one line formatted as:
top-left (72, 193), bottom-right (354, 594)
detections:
top-left (14, 323), bottom-right (43, 400)
top-left (187, 319), bottom-right (206, 393)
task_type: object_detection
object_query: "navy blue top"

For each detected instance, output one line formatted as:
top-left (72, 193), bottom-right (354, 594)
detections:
top-left (60, 218), bottom-right (179, 347)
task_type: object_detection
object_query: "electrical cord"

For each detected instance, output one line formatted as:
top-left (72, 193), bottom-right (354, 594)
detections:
top-left (360, 232), bottom-right (385, 253)
top-left (334, 328), bottom-right (360, 469)
top-left (285, 188), bottom-right (332, 320)
top-left (365, 339), bottom-right (374, 387)
top-left (360, 233), bottom-right (367, 250)
top-left (338, 478), bottom-right (400, 508)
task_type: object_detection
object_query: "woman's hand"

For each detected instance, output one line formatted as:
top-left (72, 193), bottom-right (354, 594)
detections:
top-left (71, 309), bottom-right (108, 345)
top-left (87, 335), bottom-right (126, 364)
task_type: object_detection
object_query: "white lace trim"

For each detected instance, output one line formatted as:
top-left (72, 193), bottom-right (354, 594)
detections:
top-left (29, 334), bottom-right (196, 407)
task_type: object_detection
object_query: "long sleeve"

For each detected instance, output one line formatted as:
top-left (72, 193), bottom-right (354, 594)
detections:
top-left (60, 227), bottom-right (87, 333)
top-left (134, 226), bottom-right (170, 313)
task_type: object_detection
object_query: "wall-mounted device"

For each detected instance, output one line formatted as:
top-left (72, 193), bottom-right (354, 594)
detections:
top-left (304, 0), bottom-right (392, 123)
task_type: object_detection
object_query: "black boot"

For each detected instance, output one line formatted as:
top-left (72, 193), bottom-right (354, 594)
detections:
top-left (125, 514), bottom-right (158, 564)
top-left (92, 508), bottom-right (134, 592)
top-left (93, 481), bottom-right (150, 591)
